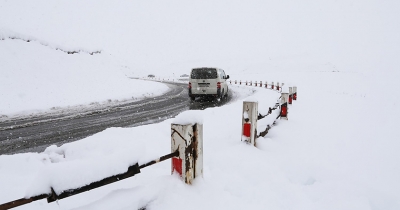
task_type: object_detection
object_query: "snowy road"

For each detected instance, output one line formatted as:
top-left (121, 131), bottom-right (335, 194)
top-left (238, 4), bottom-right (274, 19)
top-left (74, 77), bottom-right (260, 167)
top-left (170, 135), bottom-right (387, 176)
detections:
top-left (0, 82), bottom-right (232, 155)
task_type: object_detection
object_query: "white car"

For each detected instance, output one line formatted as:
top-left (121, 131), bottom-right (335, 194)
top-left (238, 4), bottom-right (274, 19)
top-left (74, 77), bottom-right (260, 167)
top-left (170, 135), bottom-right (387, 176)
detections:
top-left (188, 67), bottom-right (230, 100)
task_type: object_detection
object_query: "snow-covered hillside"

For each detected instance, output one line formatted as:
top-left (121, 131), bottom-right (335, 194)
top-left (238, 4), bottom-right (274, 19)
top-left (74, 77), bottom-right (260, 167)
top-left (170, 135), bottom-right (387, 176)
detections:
top-left (1, 0), bottom-right (399, 209)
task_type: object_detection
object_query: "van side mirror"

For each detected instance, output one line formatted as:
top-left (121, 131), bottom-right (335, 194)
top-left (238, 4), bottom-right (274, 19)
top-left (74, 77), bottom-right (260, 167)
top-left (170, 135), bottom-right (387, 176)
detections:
top-left (226, 75), bottom-right (230, 79)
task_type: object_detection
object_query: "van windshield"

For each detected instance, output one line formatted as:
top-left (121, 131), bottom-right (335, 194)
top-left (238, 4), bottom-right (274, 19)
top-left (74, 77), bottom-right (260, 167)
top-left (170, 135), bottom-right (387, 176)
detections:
top-left (191, 68), bottom-right (217, 79)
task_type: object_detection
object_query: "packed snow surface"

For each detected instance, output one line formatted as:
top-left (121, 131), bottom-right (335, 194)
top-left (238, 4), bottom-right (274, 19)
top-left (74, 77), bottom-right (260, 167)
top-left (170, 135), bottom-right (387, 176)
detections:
top-left (1, 0), bottom-right (400, 209)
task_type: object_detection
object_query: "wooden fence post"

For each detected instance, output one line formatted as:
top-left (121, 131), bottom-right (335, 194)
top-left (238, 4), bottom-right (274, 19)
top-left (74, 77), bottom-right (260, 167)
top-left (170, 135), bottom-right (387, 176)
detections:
top-left (293, 86), bottom-right (297, 100)
top-left (240, 80), bottom-right (242, 85)
top-left (289, 87), bottom-right (293, 104)
top-left (280, 92), bottom-right (289, 120)
top-left (277, 82), bottom-right (280, 91)
top-left (265, 81), bottom-right (268, 88)
top-left (171, 123), bottom-right (203, 184)
top-left (242, 101), bottom-right (258, 146)
top-left (260, 81), bottom-right (262, 87)
top-left (271, 82), bottom-right (274, 90)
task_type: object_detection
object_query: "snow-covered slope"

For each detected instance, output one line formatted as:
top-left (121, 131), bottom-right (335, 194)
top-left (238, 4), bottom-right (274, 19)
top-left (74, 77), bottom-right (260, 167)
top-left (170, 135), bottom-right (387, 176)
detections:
top-left (0, 0), bottom-right (399, 209)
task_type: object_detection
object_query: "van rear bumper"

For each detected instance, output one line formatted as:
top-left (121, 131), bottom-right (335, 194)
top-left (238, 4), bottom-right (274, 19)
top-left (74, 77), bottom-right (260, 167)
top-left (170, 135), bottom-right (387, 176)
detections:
top-left (189, 88), bottom-right (221, 98)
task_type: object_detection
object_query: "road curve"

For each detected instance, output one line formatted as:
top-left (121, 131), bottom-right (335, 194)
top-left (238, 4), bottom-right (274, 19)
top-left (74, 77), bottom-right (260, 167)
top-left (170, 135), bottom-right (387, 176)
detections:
top-left (0, 82), bottom-right (232, 155)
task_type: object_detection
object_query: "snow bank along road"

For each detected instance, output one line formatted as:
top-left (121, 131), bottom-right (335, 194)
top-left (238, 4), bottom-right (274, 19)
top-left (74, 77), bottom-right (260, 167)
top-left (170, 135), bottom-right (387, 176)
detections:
top-left (0, 82), bottom-right (233, 155)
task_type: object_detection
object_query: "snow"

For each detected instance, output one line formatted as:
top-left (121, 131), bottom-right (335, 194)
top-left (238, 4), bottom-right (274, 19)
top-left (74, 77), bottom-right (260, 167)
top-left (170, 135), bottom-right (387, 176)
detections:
top-left (0, 36), bottom-right (169, 117)
top-left (172, 110), bottom-right (204, 125)
top-left (1, 0), bottom-right (400, 209)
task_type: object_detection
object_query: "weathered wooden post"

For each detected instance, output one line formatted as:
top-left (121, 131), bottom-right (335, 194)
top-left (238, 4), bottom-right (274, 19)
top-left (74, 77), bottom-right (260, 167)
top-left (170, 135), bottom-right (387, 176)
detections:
top-left (280, 92), bottom-right (289, 120)
top-left (289, 87), bottom-right (293, 104)
top-left (171, 123), bottom-right (203, 184)
top-left (293, 86), bottom-right (297, 100)
top-left (271, 82), bottom-right (274, 90)
top-left (242, 101), bottom-right (258, 146)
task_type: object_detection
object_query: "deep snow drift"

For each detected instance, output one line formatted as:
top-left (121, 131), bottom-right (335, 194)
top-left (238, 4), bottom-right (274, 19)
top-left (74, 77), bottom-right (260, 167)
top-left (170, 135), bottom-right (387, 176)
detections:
top-left (1, 0), bottom-right (399, 209)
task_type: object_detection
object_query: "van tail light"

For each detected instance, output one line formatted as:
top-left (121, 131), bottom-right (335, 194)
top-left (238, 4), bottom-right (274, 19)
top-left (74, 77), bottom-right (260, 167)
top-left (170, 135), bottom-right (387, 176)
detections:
top-left (217, 82), bottom-right (221, 88)
top-left (189, 82), bottom-right (192, 89)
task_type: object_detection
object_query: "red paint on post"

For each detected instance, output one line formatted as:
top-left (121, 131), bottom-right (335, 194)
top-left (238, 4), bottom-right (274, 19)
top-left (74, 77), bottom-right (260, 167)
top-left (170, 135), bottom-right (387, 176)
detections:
top-left (289, 95), bottom-right (293, 104)
top-left (243, 123), bottom-right (251, 137)
top-left (172, 157), bottom-right (182, 175)
top-left (281, 105), bottom-right (287, 117)
top-left (293, 93), bottom-right (297, 100)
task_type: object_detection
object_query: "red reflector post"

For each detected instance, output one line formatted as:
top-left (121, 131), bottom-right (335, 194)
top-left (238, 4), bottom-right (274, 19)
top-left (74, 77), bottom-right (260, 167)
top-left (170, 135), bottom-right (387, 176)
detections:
top-left (243, 123), bottom-right (251, 137)
top-left (172, 157), bottom-right (182, 175)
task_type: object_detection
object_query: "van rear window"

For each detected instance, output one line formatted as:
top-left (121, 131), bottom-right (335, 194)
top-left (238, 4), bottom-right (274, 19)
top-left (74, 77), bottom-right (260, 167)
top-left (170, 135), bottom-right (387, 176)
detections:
top-left (191, 68), bottom-right (217, 79)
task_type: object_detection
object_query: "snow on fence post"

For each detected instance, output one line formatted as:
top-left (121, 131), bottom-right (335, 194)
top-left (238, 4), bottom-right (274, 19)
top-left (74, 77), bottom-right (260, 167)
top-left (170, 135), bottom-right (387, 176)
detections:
top-left (271, 82), bottom-right (274, 90)
top-left (280, 92), bottom-right (289, 120)
top-left (242, 101), bottom-right (258, 146)
top-left (289, 87), bottom-right (293, 105)
top-left (171, 123), bottom-right (203, 184)
top-left (293, 86), bottom-right (297, 100)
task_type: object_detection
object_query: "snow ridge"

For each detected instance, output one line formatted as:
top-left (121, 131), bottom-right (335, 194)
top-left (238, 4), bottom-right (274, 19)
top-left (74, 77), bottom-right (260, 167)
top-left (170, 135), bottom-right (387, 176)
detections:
top-left (0, 30), bottom-right (101, 55)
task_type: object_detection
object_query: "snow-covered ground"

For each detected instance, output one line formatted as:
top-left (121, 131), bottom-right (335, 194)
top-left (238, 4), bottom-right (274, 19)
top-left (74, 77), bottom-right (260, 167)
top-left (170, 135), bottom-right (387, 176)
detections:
top-left (1, 0), bottom-right (400, 209)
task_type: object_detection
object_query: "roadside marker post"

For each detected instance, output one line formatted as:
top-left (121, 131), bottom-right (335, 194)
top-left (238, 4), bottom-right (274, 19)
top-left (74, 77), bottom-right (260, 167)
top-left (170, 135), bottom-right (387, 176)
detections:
top-left (171, 123), bottom-right (203, 184)
top-left (242, 101), bottom-right (258, 146)
top-left (265, 81), bottom-right (268, 88)
top-left (293, 86), bottom-right (297, 100)
top-left (280, 92), bottom-right (289, 120)
top-left (277, 82), bottom-right (280, 91)
top-left (289, 87), bottom-right (293, 104)
top-left (271, 82), bottom-right (274, 90)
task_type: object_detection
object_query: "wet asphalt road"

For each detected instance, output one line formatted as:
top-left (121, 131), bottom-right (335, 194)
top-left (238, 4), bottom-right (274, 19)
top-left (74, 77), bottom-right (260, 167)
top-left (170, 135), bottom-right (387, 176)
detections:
top-left (0, 82), bottom-right (232, 155)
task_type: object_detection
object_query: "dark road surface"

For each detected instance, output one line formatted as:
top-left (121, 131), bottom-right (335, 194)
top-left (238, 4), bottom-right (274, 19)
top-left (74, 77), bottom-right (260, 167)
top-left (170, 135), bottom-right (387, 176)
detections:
top-left (0, 82), bottom-right (232, 155)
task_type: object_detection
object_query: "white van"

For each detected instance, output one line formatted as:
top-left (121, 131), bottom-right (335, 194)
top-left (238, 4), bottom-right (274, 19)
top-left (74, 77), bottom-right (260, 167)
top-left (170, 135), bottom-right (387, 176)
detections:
top-left (188, 67), bottom-right (230, 100)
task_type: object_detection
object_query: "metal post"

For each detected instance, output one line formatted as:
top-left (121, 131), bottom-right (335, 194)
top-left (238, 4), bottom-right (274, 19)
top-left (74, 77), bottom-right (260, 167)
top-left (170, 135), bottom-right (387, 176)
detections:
top-left (242, 101), bottom-right (258, 146)
top-left (171, 123), bottom-right (203, 184)
top-left (293, 86), bottom-right (297, 100)
top-left (280, 92), bottom-right (289, 120)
